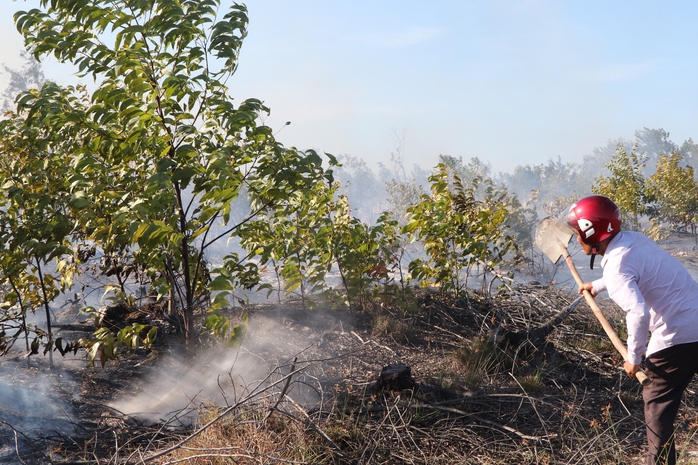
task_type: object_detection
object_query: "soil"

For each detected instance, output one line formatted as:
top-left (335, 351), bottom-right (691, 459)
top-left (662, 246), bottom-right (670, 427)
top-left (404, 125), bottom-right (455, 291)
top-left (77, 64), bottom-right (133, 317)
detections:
top-left (3, 232), bottom-right (698, 464)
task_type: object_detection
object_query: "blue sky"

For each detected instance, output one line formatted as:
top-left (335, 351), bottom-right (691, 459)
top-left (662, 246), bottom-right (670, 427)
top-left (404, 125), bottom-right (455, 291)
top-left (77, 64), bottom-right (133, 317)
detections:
top-left (2, 0), bottom-right (698, 174)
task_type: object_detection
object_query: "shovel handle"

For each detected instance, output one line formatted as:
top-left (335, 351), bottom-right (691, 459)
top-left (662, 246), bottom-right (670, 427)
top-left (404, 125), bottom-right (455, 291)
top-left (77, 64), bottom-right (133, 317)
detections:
top-left (563, 254), bottom-right (651, 386)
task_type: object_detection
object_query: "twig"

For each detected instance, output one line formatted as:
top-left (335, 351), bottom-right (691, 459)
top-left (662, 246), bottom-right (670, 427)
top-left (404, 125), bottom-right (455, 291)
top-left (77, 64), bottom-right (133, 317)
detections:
top-left (350, 330), bottom-right (364, 343)
top-left (14, 430), bottom-right (27, 465)
top-left (261, 356), bottom-right (297, 425)
top-left (351, 330), bottom-right (395, 353)
top-left (0, 420), bottom-right (54, 465)
top-left (162, 453), bottom-right (253, 464)
top-left (432, 324), bottom-right (467, 341)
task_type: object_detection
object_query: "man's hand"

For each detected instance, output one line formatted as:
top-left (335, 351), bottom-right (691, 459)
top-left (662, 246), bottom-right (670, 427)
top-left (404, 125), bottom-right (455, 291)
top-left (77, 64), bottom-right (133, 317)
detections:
top-left (578, 281), bottom-right (598, 298)
top-left (624, 361), bottom-right (641, 379)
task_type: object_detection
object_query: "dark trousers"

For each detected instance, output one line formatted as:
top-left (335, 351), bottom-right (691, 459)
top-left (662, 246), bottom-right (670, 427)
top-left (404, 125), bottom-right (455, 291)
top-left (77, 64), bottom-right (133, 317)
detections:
top-left (643, 341), bottom-right (698, 465)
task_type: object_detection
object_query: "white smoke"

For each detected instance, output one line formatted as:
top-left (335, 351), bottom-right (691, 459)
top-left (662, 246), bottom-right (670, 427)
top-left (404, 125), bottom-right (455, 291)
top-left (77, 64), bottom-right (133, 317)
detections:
top-left (0, 357), bottom-right (77, 462)
top-left (109, 313), bottom-right (325, 427)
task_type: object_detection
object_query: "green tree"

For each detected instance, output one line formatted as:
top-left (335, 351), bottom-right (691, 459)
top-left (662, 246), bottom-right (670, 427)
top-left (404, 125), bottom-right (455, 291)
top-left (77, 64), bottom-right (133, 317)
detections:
top-left (404, 164), bottom-right (516, 296)
top-left (592, 147), bottom-right (648, 230)
top-left (0, 98), bottom-right (80, 365)
top-left (332, 204), bottom-right (404, 309)
top-left (496, 157), bottom-right (590, 213)
top-left (334, 154), bottom-right (387, 225)
top-left (438, 155), bottom-right (492, 187)
top-left (647, 152), bottom-right (698, 237)
top-left (238, 179), bottom-right (339, 309)
top-left (7, 0), bottom-right (334, 354)
top-left (385, 179), bottom-right (425, 228)
top-left (497, 164), bottom-right (543, 203)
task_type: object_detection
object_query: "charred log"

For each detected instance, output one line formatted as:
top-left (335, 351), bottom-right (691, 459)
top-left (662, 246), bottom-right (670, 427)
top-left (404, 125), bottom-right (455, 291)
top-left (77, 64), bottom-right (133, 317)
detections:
top-left (376, 362), bottom-right (415, 391)
top-left (97, 303), bottom-right (149, 330)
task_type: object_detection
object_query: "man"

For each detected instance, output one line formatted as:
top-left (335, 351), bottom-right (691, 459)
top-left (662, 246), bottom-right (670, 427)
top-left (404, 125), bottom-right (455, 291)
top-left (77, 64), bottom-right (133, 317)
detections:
top-left (564, 194), bottom-right (698, 465)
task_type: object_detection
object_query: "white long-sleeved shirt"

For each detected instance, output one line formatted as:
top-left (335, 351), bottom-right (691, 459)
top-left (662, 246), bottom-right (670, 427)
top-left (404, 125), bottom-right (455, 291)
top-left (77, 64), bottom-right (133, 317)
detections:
top-left (591, 231), bottom-right (698, 365)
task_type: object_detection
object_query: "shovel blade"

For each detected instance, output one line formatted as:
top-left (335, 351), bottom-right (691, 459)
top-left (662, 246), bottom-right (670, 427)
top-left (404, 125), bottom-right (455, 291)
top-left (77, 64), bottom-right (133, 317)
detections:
top-left (535, 216), bottom-right (574, 264)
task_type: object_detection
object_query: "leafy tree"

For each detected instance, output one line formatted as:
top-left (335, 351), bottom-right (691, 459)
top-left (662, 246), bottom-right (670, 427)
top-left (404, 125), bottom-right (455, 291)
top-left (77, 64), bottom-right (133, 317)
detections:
top-left (586, 138), bottom-right (633, 166)
top-left (635, 127), bottom-right (677, 172)
top-left (376, 141), bottom-right (429, 218)
top-left (385, 177), bottom-right (425, 229)
top-left (438, 155), bottom-right (492, 187)
top-left (646, 152), bottom-right (698, 236)
top-left (0, 92), bottom-right (81, 365)
top-left (404, 164), bottom-right (516, 296)
top-left (497, 164), bottom-right (543, 203)
top-left (541, 195), bottom-right (579, 218)
top-left (333, 154), bottom-right (387, 225)
top-left (497, 157), bottom-right (591, 214)
top-left (679, 138), bottom-right (698, 170)
top-left (592, 147), bottom-right (648, 230)
top-left (239, 181), bottom-right (406, 311)
top-left (1, 50), bottom-right (45, 110)
top-left (578, 138), bottom-right (630, 191)
top-left (237, 179), bottom-right (339, 309)
top-left (539, 157), bottom-right (585, 198)
top-left (7, 0), bottom-right (334, 355)
top-left (332, 204), bottom-right (404, 309)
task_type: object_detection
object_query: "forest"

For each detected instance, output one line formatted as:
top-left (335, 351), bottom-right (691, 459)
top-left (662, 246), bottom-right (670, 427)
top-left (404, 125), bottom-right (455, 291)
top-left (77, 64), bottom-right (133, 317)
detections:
top-left (3, 1), bottom-right (698, 464)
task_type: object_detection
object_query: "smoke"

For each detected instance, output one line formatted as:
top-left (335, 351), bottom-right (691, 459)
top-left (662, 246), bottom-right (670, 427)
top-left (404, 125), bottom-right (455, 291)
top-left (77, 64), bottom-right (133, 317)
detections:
top-left (0, 357), bottom-right (77, 462)
top-left (109, 312), bottom-right (328, 427)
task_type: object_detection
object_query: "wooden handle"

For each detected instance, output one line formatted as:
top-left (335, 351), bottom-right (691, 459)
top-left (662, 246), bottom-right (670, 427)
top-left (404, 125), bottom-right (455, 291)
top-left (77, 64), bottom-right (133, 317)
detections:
top-left (564, 254), bottom-right (651, 386)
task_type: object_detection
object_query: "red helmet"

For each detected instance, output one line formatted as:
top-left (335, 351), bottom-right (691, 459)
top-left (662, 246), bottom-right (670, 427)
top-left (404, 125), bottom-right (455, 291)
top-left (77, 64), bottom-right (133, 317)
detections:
top-left (565, 195), bottom-right (621, 245)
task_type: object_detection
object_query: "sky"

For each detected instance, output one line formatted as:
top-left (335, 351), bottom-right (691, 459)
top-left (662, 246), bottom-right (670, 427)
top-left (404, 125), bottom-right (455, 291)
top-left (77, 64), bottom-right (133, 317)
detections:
top-left (1, 0), bottom-right (698, 175)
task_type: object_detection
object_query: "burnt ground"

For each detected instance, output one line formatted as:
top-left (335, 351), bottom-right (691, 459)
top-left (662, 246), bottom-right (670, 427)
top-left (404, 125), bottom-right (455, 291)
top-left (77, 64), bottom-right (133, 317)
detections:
top-left (3, 234), bottom-right (698, 464)
top-left (2, 286), bottom-right (695, 465)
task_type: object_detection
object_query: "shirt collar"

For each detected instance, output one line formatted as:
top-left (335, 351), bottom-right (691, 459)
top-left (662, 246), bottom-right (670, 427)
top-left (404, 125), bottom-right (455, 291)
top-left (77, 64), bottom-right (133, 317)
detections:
top-left (599, 231), bottom-right (623, 268)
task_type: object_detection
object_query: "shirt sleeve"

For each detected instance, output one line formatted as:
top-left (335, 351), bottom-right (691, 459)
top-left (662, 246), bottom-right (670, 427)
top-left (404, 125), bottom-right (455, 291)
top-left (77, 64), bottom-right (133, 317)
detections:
top-left (605, 274), bottom-right (650, 365)
top-left (592, 278), bottom-right (606, 294)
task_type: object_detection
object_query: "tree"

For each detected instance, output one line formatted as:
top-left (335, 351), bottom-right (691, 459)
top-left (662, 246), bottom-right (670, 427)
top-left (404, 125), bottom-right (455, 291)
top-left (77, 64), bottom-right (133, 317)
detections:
top-left (404, 164), bottom-right (517, 296)
top-left (1, 50), bottom-right (45, 110)
top-left (646, 152), bottom-right (698, 237)
top-left (634, 128), bottom-right (677, 174)
top-left (331, 204), bottom-right (404, 310)
top-left (0, 106), bottom-right (78, 364)
top-left (496, 156), bottom-right (592, 215)
top-left (497, 164), bottom-right (543, 203)
top-left (7, 0), bottom-right (334, 353)
top-left (592, 147), bottom-right (648, 230)
top-left (679, 138), bottom-right (698, 170)
top-left (237, 179), bottom-right (339, 309)
top-left (437, 155), bottom-right (492, 187)
top-left (333, 154), bottom-right (387, 225)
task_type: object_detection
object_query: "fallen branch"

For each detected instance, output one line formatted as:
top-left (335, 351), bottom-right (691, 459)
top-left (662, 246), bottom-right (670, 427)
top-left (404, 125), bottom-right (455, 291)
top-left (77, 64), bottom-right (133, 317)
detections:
top-left (493, 295), bottom-right (584, 348)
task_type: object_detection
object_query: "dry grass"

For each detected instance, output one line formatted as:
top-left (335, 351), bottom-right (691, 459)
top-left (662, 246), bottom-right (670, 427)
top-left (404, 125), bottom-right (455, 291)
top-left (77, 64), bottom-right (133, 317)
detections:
top-left (165, 404), bottom-right (332, 464)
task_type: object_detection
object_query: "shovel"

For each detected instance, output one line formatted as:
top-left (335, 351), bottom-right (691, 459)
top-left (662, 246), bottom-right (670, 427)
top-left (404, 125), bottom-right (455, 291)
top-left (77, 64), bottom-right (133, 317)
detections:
top-left (535, 217), bottom-right (650, 386)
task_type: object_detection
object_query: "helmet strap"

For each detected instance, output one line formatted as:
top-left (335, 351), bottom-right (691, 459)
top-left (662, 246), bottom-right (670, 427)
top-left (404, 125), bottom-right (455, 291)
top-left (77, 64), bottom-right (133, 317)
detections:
top-left (590, 246), bottom-right (598, 270)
